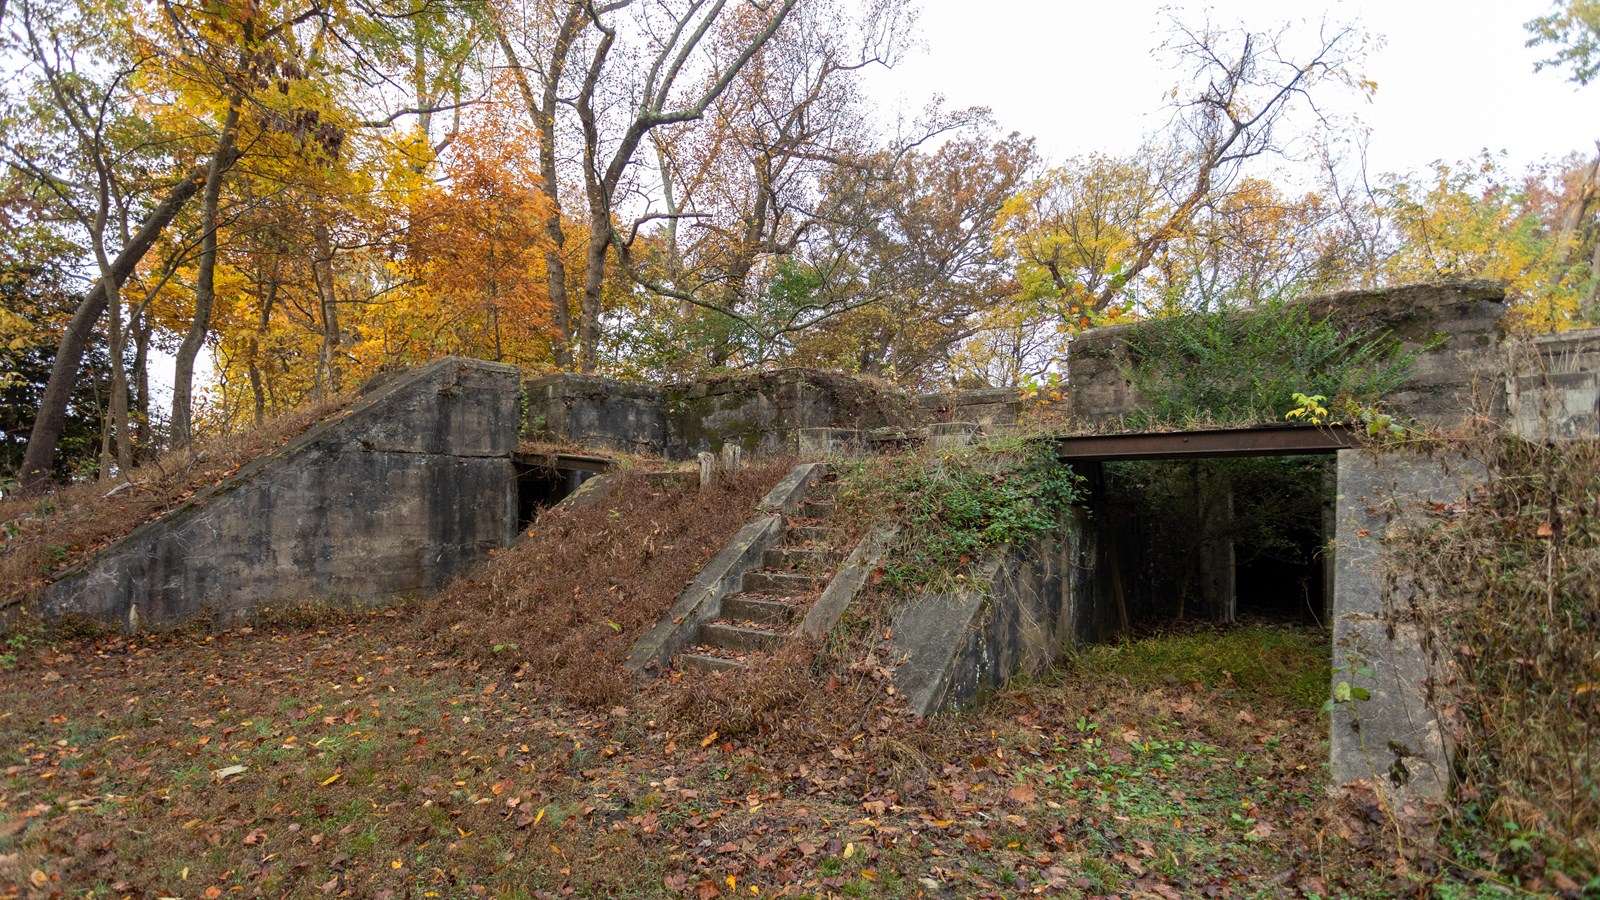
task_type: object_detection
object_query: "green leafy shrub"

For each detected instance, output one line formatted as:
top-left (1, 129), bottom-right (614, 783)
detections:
top-left (835, 439), bottom-right (1084, 593)
top-left (1123, 297), bottom-right (1421, 427)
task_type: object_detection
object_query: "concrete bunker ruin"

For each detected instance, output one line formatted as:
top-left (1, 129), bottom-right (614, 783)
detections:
top-left (25, 279), bottom-right (1600, 803)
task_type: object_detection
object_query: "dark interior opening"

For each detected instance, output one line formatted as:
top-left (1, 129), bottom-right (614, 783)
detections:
top-left (1234, 518), bottom-right (1326, 623)
top-left (1096, 455), bottom-right (1333, 628)
top-left (515, 463), bottom-right (596, 529)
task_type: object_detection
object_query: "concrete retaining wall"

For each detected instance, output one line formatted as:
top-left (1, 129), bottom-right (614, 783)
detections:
top-left (1329, 449), bottom-right (1486, 799)
top-left (46, 358), bottom-right (522, 630)
top-left (890, 510), bottom-right (1096, 716)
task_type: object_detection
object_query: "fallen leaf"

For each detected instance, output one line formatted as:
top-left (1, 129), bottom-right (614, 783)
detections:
top-left (1006, 785), bottom-right (1037, 804)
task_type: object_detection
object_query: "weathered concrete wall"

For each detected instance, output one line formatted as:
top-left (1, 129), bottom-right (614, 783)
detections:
top-left (527, 368), bottom-right (1017, 459)
top-left (1330, 449), bottom-right (1485, 800)
top-left (913, 388), bottom-right (1021, 426)
top-left (891, 510), bottom-right (1097, 716)
top-left (47, 358), bottom-right (522, 630)
top-left (523, 374), bottom-right (668, 455)
top-left (662, 370), bottom-right (905, 458)
top-left (1507, 326), bottom-right (1600, 441)
top-left (1067, 280), bottom-right (1510, 428)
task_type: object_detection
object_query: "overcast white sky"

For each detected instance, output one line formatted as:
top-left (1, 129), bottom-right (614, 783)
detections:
top-left (864, 0), bottom-right (1597, 177)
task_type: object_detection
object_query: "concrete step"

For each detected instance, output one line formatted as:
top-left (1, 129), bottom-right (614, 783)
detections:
top-left (763, 546), bottom-right (842, 571)
top-left (698, 622), bottom-right (783, 653)
top-left (784, 525), bottom-right (839, 546)
top-left (742, 570), bottom-right (823, 596)
top-left (800, 498), bottom-right (836, 518)
top-left (722, 595), bottom-right (802, 627)
top-left (678, 652), bottom-right (744, 673)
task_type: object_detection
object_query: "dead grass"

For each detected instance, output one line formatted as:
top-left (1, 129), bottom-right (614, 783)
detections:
top-left (419, 462), bottom-right (790, 709)
top-left (0, 396), bottom-right (353, 609)
top-left (1396, 435), bottom-right (1600, 884)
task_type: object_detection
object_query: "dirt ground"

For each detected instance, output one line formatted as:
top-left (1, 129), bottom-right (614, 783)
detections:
top-left (0, 609), bottom-right (1451, 900)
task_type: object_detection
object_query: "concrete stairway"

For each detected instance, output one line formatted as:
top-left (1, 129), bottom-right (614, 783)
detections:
top-left (676, 477), bottom-right (845, 672)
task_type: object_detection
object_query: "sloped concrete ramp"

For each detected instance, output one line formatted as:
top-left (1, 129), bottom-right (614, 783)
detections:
top-left (46, 357), bottom-right (522, 630)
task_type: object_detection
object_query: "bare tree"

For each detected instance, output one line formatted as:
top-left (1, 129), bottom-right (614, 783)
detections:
top-left (491, 0), bottom-right (798, 372)
top-left (1087, 16), bottom-right (1368, 315)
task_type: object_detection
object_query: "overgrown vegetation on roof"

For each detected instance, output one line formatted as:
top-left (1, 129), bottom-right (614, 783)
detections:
top-left (831, 437), bottom-right (1086, 595)
top-left (1122, 297), bottom-right (1420, 428)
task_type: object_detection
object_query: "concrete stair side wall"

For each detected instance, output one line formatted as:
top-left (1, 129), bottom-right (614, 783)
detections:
top-left (624, 462), bottom-right (827, 676)
top-left (890, 510), bottom-right (1096, 717)
top-left (46, 358), bottom-right (523, 630)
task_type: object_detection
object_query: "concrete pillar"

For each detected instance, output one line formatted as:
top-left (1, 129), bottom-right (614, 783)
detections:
top-left (1330, 449), bottom-right (1483, 801)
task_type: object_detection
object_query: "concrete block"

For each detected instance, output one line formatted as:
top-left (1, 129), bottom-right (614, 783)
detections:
top-left (1509, 371), bottom-right (1600, 441)
top-left (927, 422), bottom-right (979, 450)
top-left (797, 428), bottom-right (862, 459)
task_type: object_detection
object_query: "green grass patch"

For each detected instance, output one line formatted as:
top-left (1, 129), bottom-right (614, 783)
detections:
top-left (1070, 624), bottom-right (1330, 710)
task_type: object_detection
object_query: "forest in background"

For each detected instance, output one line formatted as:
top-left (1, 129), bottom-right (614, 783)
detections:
top-left (2, 0), bottom-right (1598, 488)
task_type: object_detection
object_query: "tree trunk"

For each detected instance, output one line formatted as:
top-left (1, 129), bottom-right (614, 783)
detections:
top-left (18, 158), bottom-right (218, 491)
top-left (312, 224), bottom-right (341, 396)
top-left (490, 7), bottom-right (579, 368)
top-left (131, 305), bottom-right (150, 450)
top-left (171, 102), bottom-right (241, 448)
top-left (106, 276), bottom-right (132, 473)
top-left (577, 214), bottom-right (610, 372)
top-left (248, 273), bottom-right (277, 426)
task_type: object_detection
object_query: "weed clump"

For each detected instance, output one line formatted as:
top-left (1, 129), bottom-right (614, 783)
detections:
top-left (832, 437), bottom-right (1085, 593)
top-left (1396, 437), bottom-right (1600, 881)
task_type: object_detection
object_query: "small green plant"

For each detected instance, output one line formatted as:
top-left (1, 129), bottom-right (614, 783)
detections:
top-left (1285, 392), bottom-right (1329, 424)
top-left (1322, 664), bottom-right (1373, 714)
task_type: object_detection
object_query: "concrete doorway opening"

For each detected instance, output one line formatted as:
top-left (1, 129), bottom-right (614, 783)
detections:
top-left (512, 452), bottom-right (612, 529)
top-left (1055, 425), bottom-right (1355, 633)
top-left (1097, 456), bottom-right (1332, 627)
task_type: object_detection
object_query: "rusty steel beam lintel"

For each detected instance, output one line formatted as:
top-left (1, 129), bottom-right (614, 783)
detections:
top-left (1054, 424), bottom-right (1360, 462)
top-left (512, 451), bottom-right (614, 473)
